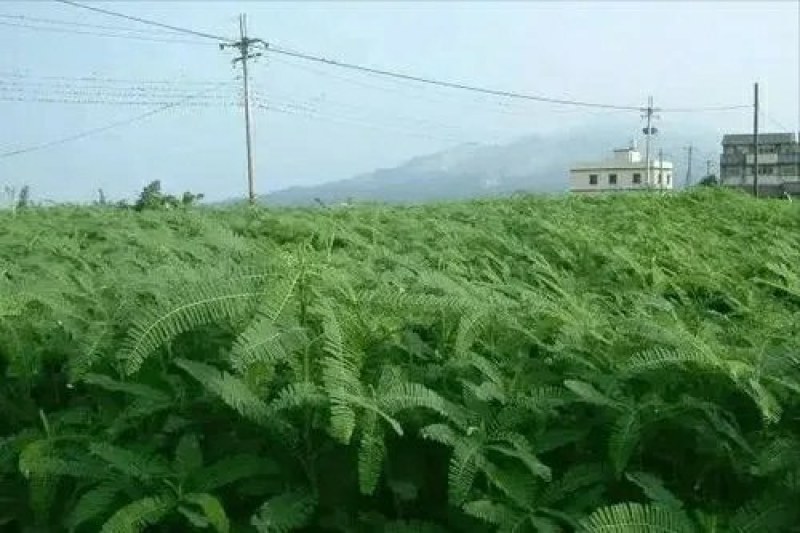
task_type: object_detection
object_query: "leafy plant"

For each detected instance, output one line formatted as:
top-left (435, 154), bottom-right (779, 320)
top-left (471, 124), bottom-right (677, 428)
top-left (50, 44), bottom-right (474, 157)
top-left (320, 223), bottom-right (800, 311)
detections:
top-left (1, 188), bottom-right (799, 531)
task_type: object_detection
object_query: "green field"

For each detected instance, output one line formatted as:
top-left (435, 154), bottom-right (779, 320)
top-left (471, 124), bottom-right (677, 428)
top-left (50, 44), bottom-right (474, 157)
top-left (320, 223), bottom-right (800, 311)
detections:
top-left (2, 189), bottom-right (800, 532)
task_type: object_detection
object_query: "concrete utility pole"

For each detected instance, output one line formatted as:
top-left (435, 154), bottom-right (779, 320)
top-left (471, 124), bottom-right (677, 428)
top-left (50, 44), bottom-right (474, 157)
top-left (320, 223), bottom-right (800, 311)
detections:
top-left (641, 96), bottom-right (659, 188)
top-left (684, 145), bottom-right (693, 188)
top-left (222, 14), bottom-right (261, 204)
top-left (752, 82), bottom-right (760, 197)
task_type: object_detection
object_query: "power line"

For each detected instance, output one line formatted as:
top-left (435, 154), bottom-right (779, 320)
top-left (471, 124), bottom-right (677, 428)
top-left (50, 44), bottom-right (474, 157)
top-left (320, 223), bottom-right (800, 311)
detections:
top-left (759, 110), bottom-right (794, 133)
top-left (0, 80), bottom-right (236, 96)
top-left (0, 19), bottom-right (216, 45)
top-left (251, 89), bottom-right (507, 139)
top-left (264, 44), bottom-right (752, 113)
top-left (253, 100), bottom-right (469, 144)
top-left (266, 55), bottom-right (633, 121)
top-left (0, 95), bottom-right (238, 106)
top-left (657, 104), bottom-right (752, 113)
top-left (0, 12), bottom-right (192, 36)
top-left (0, 84), bottom-right (229, 159)
top-left (27, 3), bottom-right (751, 115)
top-left (55, 0), bottom-right (232, 43)
top-left (265, 45), bottom-right (642, 111)
top-left (0, 71), bottom-right (237, 86)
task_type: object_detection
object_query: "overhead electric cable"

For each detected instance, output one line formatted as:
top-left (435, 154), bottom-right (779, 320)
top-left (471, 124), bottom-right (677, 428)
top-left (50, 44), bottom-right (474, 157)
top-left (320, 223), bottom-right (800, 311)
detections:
top-left (55, 0), bottom-right (232, 42)
top-left (0, 83), bottom-right (229, 158)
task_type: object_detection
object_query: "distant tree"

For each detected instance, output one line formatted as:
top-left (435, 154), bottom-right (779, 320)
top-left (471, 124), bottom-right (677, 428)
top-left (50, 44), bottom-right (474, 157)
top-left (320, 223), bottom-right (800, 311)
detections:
top-left (97, 188), bottom-right (108, 206)
top-left (698, 174), bottom-right (718, 187)
top-left (3, 186), bottom-right (16, 211)
top-left (180, 191), bottom-right (204, 207)
top-left (133, 180), bottom-right (204, 211)
top-left (16, 185), bottom-right (31, 210)
top-left (134, 180), bottom-right (165, 211)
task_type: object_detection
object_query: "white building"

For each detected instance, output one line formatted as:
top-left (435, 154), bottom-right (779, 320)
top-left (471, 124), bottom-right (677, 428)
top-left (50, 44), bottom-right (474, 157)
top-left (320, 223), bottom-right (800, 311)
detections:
top-left (569, 144), bottom-right (674, 193)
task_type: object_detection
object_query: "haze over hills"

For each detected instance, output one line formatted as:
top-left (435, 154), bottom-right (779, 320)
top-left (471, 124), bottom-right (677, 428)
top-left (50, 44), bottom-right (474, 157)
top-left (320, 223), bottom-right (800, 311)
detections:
top-left (256, 119), bottom-right (722, 206)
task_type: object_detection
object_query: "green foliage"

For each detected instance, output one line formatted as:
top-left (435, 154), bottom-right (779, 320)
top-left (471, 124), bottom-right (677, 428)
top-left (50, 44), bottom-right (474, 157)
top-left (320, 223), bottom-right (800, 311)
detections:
top-left (1, 188), bottom-right (800, 530)
top-left (16, 184), bottom-right (31, 210)
top-left (698, 175), bottom-right (718, 187)
top-left (133, 180), bottom-right (204, 211)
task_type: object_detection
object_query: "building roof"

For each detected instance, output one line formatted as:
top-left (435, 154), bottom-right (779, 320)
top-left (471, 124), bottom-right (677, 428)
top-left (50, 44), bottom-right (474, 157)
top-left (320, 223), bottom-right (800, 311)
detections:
top-left (571, 161), bottom-right (673, 171)
top-left (722, 133), bottom-right (797, 145)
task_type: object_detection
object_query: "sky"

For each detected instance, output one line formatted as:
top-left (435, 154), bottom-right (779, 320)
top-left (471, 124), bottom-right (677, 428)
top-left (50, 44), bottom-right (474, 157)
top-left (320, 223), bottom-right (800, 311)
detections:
top-left (0, 1), bottom-right (798, 203)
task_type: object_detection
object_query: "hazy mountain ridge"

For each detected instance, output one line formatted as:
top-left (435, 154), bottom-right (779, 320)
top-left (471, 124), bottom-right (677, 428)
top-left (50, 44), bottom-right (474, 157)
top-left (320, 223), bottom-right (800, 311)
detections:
top-left (255, 121), bottom-right (720, 206)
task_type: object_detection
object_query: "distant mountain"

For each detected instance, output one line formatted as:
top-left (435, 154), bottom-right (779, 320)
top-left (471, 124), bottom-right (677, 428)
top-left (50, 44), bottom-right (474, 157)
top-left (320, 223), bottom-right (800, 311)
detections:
top-left (256, 121), bottom-right (720, 206)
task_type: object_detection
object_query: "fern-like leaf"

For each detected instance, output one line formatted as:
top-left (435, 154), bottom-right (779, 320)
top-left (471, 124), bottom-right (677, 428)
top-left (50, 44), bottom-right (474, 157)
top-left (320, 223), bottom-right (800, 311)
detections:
top-left (358, 413), bottom-right (386, 495)
top-left (625, 472), bottom-right (682, 508)
top-left (580, 502), bottom-right (695, 533)
top-left (121, 278), bottom-right (265, 374)
top-left (268, 382), bottom-right (327, 412)
top-left (729, 496), bottom-right (793, 533)
top-left (174, 434), bottom-right (203, 478)
top-left (616, 347), bottom-right (722, 378)
top-left (174, 358), bottom-right (270, 423)
top-left (251, 489), bottom-right (316, 533)
top-left (191, 454), bottom-right (278, 492)
top-left (81, 373), bottom-right (170, 403)
top-left (100, 495), bottom-right (174, 533)
top-left (182, 493), bottom-right (229, 533)
top-left (320, 308), bottom-right (362, 443)
top-left (89, 442), bottom-right (170, 481)
top-left (66, 482), bottom-right (123, 531)
top-left (564, 380), bottom-right (622, 409)
top-left (609, 409), bottom-right (641, 477)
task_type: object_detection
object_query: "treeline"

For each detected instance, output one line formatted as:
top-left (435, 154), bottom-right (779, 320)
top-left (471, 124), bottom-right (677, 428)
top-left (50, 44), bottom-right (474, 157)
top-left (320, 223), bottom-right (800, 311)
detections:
top-left (3, 180), bottom-right (204, 212)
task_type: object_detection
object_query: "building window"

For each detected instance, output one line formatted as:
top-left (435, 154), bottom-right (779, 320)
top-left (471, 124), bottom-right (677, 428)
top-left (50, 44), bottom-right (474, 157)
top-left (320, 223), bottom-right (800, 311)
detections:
top-left (632, 173), bottom-right (642, 184)
top-left (657, 172), bottom-right (662, 185)
top-left (609, 174), bottom-right (618, 185)
top-left (758, 166), bottom-right (774, 175)
top-left (589, 174), bottom-right (598, 185)
top-left (666, 174), bottom-right (671, 186)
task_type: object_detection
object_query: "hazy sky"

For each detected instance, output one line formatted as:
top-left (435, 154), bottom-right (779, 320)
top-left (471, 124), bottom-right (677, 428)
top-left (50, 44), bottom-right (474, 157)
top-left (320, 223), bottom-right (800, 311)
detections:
top-left (0, 1), bottom-right (798, 202)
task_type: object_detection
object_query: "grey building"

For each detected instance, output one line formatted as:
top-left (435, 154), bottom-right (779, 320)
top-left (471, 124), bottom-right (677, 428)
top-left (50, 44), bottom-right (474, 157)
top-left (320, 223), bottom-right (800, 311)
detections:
top-left (719, 132), bottom-right (800, 196)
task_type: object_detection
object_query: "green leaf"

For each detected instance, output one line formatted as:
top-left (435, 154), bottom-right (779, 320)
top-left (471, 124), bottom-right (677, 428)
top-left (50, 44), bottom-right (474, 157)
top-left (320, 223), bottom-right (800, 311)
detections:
top-left (564, 380), bottom-right (621, 409)
top-left (121, 279), bottom-right (263, 374)
top-left (89, 442), bottom-right (170, 481)
top-left (463, 499), bottom-right (514, 526)
top-left (183, 493), bottom-right (230, 533)
top-left (251, 490), bottom-right (316, 533)
top-left (82, 373), bottom-right (170, 403)
top-left (66, 482), bottom-right (123, 531)
top-left (174, 434), bottom-right (203, 477)
top-left (358, 414), bottom-right (385, 495)
top-left (580, 502), bottom-right (695, 533)
top-left (191, 454), bottom-right (278, 493)
top-left (608, 409), bottom-right (641, 477)
top-left (175, 358), bottom-right (270, 423)
top-left (729, 497), bottom-right (793, 533)
top-left (100, 495), bottom-right (174, 533)
top-left (625, 472), bottom-right (683, 508)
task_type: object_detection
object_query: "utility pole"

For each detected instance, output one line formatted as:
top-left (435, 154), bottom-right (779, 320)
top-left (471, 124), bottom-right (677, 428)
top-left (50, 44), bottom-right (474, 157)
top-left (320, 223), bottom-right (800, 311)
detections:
top-left (684, 145), bottom-right (693, 188)
top-left (752, 82), bottom-right (759, 197)
top-left (641, 96), bottom-right (659, 188)
top-left (221, 14), bottom-right (261, 204)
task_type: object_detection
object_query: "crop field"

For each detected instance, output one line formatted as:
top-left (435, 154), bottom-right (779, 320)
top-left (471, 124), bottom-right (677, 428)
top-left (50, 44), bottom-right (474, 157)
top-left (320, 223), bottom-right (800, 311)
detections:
top-left (1, 189), bottom-right (800, 532)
